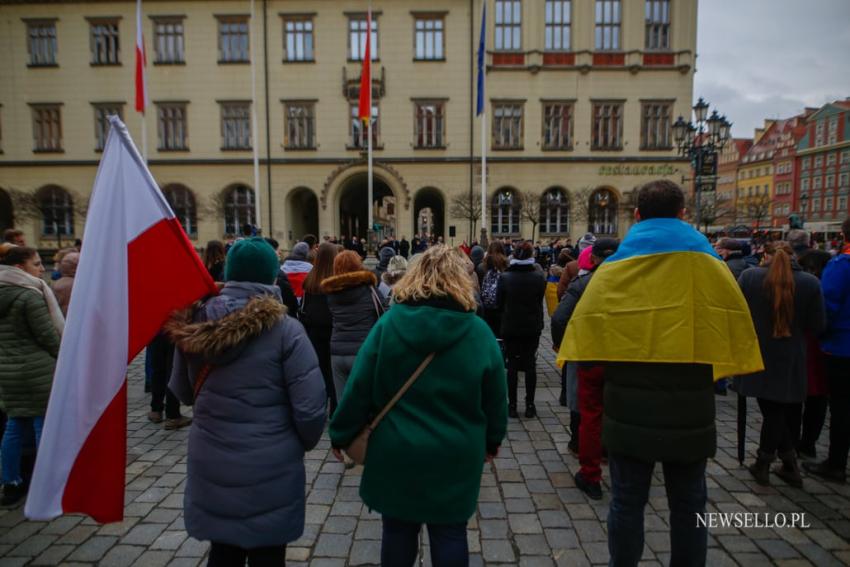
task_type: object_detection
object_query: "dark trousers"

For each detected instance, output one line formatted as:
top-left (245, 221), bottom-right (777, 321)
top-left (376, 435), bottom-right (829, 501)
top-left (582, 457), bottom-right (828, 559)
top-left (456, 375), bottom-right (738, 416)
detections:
top-left (798, 395), bottom-right (829, 450)
top-left (569, 411), bottom-right (581, 450)
top-left (381, 517), bottom-right (468, 567)
top-left (310, 334), bottom-right (336, 414)
top-left (608, 454), bottom-right (707, 567)
top-left (827, 356), bottom-right (850, 471)
top-left (207, 543), bottom-right (285, 567)
top-left (504, 335), bottom-right (540, 407)
top-left (150, 372), bottom-right (180, 419)
top-left (578, 365), bottom-right (605, 483)
top-left (757, 398), bottom-right (801, 459)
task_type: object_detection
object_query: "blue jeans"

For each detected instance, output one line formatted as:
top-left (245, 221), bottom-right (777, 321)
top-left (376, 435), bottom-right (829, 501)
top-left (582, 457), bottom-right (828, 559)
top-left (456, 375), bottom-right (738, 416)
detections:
top-left (608, 454), bottom-right (707, 567)
top-left (382, 517), bottom-right (468, 567)
top-left (1, 416), bottom-right (44, 485)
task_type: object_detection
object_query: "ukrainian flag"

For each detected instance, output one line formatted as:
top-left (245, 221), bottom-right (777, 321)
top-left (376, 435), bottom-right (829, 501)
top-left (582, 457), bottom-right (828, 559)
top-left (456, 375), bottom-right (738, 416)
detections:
top-left (557, 218), bottom-right (763, 380)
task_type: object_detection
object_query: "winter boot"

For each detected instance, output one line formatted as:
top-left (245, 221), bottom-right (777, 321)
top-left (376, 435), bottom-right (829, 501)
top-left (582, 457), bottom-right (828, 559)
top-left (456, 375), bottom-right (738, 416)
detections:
top-left (508, 404), bottom-right (518, 419)
top-left (525, 403), bottom-right (537, 419)
top-left (748, 452), bottom-right (773, 486)
top-left (774, 451), bottom-right (803, 488)
top-left (1, 483), bottom-right (26, 507)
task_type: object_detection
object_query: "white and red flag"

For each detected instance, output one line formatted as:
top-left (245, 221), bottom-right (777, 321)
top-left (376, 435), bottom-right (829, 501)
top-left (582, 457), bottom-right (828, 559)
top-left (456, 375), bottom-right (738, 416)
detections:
top-left (25, 117), bottom-right (217, 523)
top-left (135, 0), bottom-right (147, 113)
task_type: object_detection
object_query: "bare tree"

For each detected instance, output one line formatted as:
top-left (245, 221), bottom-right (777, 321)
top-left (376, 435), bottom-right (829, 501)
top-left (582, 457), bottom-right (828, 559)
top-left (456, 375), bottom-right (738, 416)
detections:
top-left (746, 193), bottom-right (772, 230)
top-left (570, 187), bottom-right (595, 234)
top-left (7, 187), bottom-right (90, 248)
top-left (449, 193), bottom-right (482, 242)
top-left (520, 191), bottom-right (542, 243)
top-left (686, 191), bottom-right (735, 233)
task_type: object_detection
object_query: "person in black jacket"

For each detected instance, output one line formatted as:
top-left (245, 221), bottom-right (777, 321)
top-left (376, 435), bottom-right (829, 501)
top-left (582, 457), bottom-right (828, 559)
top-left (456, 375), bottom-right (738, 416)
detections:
top-left (497, 241), bottom-right (546, 418)
top-left (301, 243), bottom-right (339, 414)
top-left (714, 238), bottom-right (750, 279)
top-left (147, 332), bottom-right (191, 430)
top-left (399, 236), bottom-right (410, 259)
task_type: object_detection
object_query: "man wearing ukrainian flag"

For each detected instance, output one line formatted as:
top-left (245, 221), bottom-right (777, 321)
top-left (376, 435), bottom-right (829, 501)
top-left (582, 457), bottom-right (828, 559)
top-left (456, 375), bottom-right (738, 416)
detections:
top-left (557, 180), bottom-right (763, 567)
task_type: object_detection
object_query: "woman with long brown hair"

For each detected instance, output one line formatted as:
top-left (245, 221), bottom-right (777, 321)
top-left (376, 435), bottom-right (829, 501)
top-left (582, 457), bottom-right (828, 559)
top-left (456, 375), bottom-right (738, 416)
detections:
top-left (204, 240), bottom-right (227, 282)
top-left (736, 241), bottom-right (825, 487)
top-left (301, 242), bottom-right (339, 413)
top-left (477, 241), bottom-right (508, 337)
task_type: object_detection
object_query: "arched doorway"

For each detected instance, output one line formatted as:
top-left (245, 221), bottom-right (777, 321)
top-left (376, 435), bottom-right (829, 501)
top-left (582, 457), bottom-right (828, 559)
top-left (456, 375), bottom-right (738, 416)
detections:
top-left (287, 187), bottom-right (319, 245)
top-left (338, 173), bottom-right (395, 241)
top-left (0, 189), bottom-right (12, 233)
top-left (413, 187), bottom-right (444, 240)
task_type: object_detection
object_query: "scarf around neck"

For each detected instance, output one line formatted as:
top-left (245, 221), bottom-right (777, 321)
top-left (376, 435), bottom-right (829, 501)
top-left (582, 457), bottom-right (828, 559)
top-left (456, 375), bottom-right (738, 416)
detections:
top-left (0, 264), bottom-right (65, 336)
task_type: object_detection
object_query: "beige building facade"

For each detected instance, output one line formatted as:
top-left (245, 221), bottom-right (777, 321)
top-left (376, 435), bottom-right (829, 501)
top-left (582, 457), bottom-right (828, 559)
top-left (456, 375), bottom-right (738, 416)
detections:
top-left (0, 0), bottom-right (696, 250)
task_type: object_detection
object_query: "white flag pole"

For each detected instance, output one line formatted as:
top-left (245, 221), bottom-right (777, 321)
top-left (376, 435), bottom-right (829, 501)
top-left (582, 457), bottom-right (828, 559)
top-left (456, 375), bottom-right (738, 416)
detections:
top-left (250, 0), bottom-right (262, 233)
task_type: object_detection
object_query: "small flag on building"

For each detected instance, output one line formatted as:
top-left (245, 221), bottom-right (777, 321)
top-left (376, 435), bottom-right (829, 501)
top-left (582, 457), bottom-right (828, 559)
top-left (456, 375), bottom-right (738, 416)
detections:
top-left (25, 117), bottom-right (217, 523)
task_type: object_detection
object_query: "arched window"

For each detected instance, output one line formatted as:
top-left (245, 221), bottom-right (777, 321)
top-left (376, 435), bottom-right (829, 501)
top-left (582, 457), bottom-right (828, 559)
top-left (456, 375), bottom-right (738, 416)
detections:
top-left (223, 185), bottom-right (255, 235)
top-left (588, 188), bottom-right (618, 235)
top-left (540, 187), bottom-right (570, 235)
top-left (163, 185), bottom-right (197, 237)
top-left (491, 188), bottom-right (521, 235)
top-left (38, 186), bottom-right (74, 236)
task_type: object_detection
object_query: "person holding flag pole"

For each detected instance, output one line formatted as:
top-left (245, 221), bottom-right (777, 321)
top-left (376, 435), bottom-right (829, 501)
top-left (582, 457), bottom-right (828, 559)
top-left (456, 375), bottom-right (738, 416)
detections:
top-left (477, 0), bottom-right (488, 246)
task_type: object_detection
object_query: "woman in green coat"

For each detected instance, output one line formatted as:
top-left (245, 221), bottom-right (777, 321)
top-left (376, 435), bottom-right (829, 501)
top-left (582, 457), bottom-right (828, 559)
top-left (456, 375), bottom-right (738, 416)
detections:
top-left (329, 245), bottom-right (507, 567)
top-left (0, 245), bottom-right (63, 506)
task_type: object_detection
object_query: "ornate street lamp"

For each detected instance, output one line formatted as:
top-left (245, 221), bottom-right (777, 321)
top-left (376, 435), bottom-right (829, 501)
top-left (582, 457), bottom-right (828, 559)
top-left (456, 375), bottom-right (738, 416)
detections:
top-left (675, 98), bottom-right (732, 233)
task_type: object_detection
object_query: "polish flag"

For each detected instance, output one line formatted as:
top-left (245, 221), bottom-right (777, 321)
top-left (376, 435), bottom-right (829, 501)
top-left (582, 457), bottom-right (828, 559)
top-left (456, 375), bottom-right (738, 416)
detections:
top-left (357, 9), bottom-right (372, 124)
top-left (25, 117), bottom-right (217, 523)
top-left (135, 0), bottom-right (147, 113)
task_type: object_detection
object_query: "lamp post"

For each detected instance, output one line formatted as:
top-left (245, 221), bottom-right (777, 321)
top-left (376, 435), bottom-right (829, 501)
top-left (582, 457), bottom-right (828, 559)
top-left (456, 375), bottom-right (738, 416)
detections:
top-left (673, 98), bottom-right (732, 233)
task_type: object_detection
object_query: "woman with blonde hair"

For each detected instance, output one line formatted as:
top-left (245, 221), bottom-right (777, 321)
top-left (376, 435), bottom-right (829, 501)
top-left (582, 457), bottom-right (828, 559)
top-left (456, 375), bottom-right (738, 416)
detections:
top-left (736, 241), bottom-right (825, 487)
top-left (329, 245), bottom-right (507, 567)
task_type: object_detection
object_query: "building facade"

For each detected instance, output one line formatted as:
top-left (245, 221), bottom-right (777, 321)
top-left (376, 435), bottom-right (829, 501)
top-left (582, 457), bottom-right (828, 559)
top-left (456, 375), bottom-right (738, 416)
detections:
top-left (795, 101), bottom-right (850, 234)
top-left (737, 120), bottom-right (780, 230)
top-left (769, 112), bottom-right (810, 228)
top-left (0, 0), bottom-right (696, 250)
top-left (715, 137), bottom-right (751, 228)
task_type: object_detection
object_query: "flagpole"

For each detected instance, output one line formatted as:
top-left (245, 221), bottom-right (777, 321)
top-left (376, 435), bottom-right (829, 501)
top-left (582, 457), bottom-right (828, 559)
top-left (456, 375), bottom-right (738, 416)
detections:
top-left (250, 0), bottom-right (262, 234)
top-left (481, 107), bottom-right (487, 241)
top-left (366, 2), bottom-right (374, 250)
top-left (136, 0), bottom-right (147, 163)
top-left (478, 0), bottom-right (487, 245)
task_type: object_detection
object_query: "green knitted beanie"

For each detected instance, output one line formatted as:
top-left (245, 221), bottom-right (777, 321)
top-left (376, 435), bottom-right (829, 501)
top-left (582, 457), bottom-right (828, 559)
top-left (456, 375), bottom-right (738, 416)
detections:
top-left (224, 237), bottom-right (280, 285)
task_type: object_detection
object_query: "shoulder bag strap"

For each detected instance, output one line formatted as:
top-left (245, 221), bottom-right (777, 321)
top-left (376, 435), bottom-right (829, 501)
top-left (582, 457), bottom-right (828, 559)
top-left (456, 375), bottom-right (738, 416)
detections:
top-left (367, 352), bottom-right (436, 431)
top-left (370, 286), bottom-right (385, 318)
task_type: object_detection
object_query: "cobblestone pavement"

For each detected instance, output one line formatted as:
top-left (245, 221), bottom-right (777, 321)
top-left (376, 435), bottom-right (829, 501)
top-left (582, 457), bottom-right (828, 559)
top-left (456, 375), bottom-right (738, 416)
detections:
top-left (2, 329), bottom-right (850, 566)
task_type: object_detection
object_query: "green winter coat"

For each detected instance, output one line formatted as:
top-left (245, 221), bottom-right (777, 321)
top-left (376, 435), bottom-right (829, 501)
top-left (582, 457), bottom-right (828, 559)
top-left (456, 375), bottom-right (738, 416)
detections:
top-left (0, 285), bottom-right (61, 417)
top-left (329, 299), bottom-right (508, 525)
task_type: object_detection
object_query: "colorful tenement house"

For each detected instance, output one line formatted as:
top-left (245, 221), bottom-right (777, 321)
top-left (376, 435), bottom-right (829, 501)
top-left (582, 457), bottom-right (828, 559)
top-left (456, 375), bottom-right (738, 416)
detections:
top-left (770, 111), bottom-right (812, 228)
top-left (738, 120), bottom-right (785, 230)
top-left (716, 137), bottom-right (752, 228)
top-left (795, 99), bottom-right (850, 234)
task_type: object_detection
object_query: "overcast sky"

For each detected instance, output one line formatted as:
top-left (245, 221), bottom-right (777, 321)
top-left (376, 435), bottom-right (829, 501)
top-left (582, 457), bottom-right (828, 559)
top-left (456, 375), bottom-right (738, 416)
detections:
top-left (694, 0), bottom-right (850, 138)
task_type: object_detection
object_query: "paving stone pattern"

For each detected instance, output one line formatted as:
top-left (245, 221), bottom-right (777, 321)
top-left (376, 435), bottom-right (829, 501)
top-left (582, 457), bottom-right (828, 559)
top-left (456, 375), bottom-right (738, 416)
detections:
top-left (2, 326), bottom-right (849, 566)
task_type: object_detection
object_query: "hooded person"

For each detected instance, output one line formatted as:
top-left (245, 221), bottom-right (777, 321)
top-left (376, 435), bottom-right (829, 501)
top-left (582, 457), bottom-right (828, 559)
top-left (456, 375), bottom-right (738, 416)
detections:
top-left (470, 245), bottom-right (486, 288)
top-left (51, 251), bottom-right (80, 317)
top-left (166, 237), bottom-right (326, 565)
top-left (280, 242), bottom-right (313, 301)
top-left (374, 246), bottom-right (396, 279)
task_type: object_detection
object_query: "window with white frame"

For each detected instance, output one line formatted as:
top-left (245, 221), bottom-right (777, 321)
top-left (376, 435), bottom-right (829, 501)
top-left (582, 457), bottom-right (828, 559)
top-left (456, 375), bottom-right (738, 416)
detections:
top-left (220, 102), bottom-right (251, 150)
top-left (640, 102), bottom-right (672, 149)
top-left (350, 103), bottom-right (379, 148)
top-left (92, 103), bottom-right (123, 151)
top-left (349, 16), bottom-right (378, 61)
top-left (841, 150), bottom-right (850, 164)
top-left (542, 102), bottom-right (573, 150)
top-left (153, 17), bottom-right (184, 63)
top-left (39, 186), bottom-right (75, 236)
top-left (156, 102), bottom-right (188, 150)
top-left (26, 20), bottom-right (57, 66)
top-left (828, 116), bottom-right (839, 144)
top-left (814, 155), bottom-right (823, 168)
top-left (815, 121), bottom-right (825, 146)
top-left (414, 101), bottom-right (446, 148)
top-left (801, 178), bottom-right (810, 192)
top-left (813, 176), bottom-right (823, 190)
top-left (218, 16), bottom-right (249, 62)
top-left (284, 102), bottom-right (316, 149)
top-left (31, 104), bottom-right (63, 152)
top-left (540, 188), bottom-right (570, 234)
top-left (592, 101), bottom-right (623, 150)
top-left (840, 173), bottom-right (850, 188)
top-left (223, 185), bottom-right (255, 235)
top-left (283, 17), bottom-right (314, 61)
top-left (414, 15), bottom-right (444, 60)
top-left (812, 197), bottom-right (821, 212)
top-left (491, 189), bottom-right (521, 235)
top-left (839, 196), bottom-right (848, 212)
top-left (826, 174), bottom-right (835, 187)
top-left (595, 0), bottom-right (621, 50)
top-left (588, 189), bottom-right (618, 234)
top-left (827, 152), bottom-right (837, 166)
top-left (163, 185), bottom-right (197, 236)
top-left (495, 0), bottom-right (522, 51)
top-left (645, 0), bottom-right (670, 50)
top-left (544, 1), bottom-right (571, 51)
top-left (492, 102), bottom-right (523, 149)
top-left (89, 18), bottom-right (120, 65)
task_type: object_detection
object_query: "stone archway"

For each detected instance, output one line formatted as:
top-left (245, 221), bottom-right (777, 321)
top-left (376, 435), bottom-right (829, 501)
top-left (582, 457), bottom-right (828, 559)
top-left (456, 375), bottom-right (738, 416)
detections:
top-left (413, 187), bottom-right (445, 240)
top-left (286, 187), bottom-right (319, 246)
top-left (337, 174), bottom-right (396, 241)
top-left (0, 189), bottom-right (12, 233)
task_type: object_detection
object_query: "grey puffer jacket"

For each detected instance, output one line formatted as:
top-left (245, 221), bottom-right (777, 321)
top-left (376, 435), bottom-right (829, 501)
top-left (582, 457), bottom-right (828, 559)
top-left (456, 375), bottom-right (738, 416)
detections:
top-left (321, 271), bottom-right (383, 356)
top-left (167, 282), bottom-right (326, 548)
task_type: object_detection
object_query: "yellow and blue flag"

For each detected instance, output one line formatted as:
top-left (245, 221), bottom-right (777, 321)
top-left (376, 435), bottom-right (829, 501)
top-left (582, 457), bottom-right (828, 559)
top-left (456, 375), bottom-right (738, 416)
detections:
top-left (557, 218), bottom-right (763, 380)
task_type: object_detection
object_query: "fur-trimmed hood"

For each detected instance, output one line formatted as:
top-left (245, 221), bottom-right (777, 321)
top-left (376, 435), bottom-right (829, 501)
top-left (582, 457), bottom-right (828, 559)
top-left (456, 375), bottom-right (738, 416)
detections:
top-left (320, 270), bottom-right (377, 294)
top-left (165, 294), bottom-right (285, 362)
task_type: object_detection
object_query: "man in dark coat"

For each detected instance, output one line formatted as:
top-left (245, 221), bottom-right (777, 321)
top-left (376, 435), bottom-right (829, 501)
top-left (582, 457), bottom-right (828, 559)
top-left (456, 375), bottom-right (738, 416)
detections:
top-left (714, 238), bottom-right (750, 279)
top-left (399, 236), bottom-right (410, 259)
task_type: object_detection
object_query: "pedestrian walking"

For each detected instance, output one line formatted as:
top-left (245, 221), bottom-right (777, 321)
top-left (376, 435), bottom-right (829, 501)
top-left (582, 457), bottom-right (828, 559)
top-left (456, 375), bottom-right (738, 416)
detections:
top-left (321, 251), bottom-right (385, 401)
top-left (0, 246), bottom-right (63, 506)
top-left (735, 241), bottom-right (826, 487)
top-left (558, 180), bottom-right (763, 567)
top-left (301, 242), bottom-right (339, 414)
top-left (498, 241), bottom-right (546, 418)
top-left (166, 237), bottom-right (326, 566)
top-left (329, 245), bottom-right (507, 567)
top-left (804, 217), bottom-right (850, 484)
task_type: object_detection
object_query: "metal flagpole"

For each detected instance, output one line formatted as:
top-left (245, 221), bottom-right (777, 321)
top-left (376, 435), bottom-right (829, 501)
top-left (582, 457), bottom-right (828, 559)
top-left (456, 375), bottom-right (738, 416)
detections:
top-left (479, 0), bottom-right (487, 244)
top-left (250, 0), bottom-right (262, 234)
top-left (141, 115), bottom-right (147, 164)
top-left (366, 2), bottom-right (374, 250)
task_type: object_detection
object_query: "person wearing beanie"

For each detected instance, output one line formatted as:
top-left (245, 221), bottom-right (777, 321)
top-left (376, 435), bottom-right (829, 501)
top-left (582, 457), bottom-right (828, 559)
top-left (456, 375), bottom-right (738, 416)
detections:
top-left (374, 245), bottom-right (396, 279)
top-left (280, 241), bottom-right (313, 301)
top-left (379, 255), bottom-right (408, 300)
top-left (497, 241), bottom-right (547, 419)
top-left (551, 237), bottom-right (619, 500)
top-left (166, 236), bottom-right (326, 564)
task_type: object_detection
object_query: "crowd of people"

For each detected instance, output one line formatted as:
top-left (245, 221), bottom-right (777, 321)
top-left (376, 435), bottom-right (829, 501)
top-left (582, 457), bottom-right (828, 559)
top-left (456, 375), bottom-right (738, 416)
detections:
top-left (1, 180), bottom-right (849, 566)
